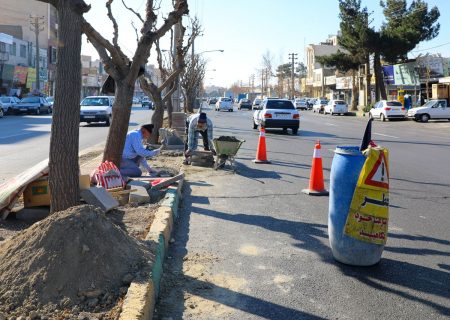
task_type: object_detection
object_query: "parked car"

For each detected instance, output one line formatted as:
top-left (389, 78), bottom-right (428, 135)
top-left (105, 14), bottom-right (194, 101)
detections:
top-left (12, 96), bottom-right (52, 115)
top-left (132, 97), bottom-right (140, 104)
top-left (0, 108), bottom-right (3, 118)
top-left (252, 98), bottom-right (262, 110)
top-left (312, 99), bottom-right (329, 113)
top-left (208, 98), bottom-right (218, 105)
top-left (141, 97), bottom-right (153, 109)
top-left (294, 98), bottom-right (308, 110)
top-left (306, 98), bottom-right (316, 110)
top-left (215, 97), bottom-right (234, 112)
top-left (324, 99), bottom-right (349, 115)
top-left (369, 100), bottom-right (406, 121)
top-left (407, 99), bottom-right (450, 122)
top-left (252, 98), bottom-right (299, 134)
top-left (80, 96), bottom-right (114, 126)
top-left (0, 96), bottom-right (21, 114)
top-left (238, 98), bottom-right (252, 110)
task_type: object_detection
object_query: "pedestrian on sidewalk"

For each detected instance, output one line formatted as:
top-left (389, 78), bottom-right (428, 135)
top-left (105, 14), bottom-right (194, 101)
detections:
top-left (120, 124), bottom-right (161, 177)
top-left (184, 112), bottom-right (215, 163)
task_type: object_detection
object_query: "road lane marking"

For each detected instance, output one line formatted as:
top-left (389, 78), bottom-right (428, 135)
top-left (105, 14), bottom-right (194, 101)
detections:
top-left (373, 133), bottom-right (400, 139)
top-left (0, 132), bottom-right (34, 140)
top-left (325, 123), bottom-right (337, 126)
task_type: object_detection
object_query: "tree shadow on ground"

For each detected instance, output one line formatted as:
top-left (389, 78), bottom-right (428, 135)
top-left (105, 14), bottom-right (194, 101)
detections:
top-left (191, 206), bottom-right (450, 316)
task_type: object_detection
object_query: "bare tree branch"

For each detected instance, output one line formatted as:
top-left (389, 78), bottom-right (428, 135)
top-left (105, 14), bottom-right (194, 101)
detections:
top-left (106, 0), bottom-right (119, 47)
top-left (121, 0), bottom-right (145, 23)
top-left (131, 21), bottom-right (139, 43)
top-left (159, 67), bottom-right (183, 93)
top-left (162, 83), bottom-right (177, 103)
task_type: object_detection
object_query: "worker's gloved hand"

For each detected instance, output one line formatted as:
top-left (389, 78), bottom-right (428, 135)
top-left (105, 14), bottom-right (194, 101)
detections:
top-left (152, 148), bottom-right (161, 156)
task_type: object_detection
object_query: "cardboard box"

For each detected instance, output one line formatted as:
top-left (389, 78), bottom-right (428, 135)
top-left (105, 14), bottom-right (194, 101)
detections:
top-left (24, 179), bottom-right (50, 208)
top-left (79, 174), bottom-right (91, 190)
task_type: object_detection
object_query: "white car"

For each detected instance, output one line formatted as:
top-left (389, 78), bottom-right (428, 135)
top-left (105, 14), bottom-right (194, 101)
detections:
top-left (294, 98), bottom-right (308, 110)
top-left (0, 96), bottom-right (21, 114)
top-left (252, 98), bottom-right (300, 134)
top-left (407, 99), bottom-right (450, 122)
top-left (252, 98), bottom-right (262, 110)
top-left (324, 99), bottom-right (348, 115)
top-left (215, 97), bottom-right (233, 112)
top-left (369, 100), bottom-right (406, 121)
top-left (312, 99), bottom-right (329, 114)
top-left (80, 96), bottom-right (115, 126)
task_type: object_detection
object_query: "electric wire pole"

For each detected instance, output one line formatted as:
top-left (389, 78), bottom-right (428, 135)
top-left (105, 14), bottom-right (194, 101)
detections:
top-left (29, 15), bottom-right (45, 93)
top-left (288, 53), bottom-right (298, 99)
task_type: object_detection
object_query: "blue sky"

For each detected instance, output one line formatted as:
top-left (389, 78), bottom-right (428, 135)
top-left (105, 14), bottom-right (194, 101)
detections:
top-left (82, 0), bottom-right (450, 87)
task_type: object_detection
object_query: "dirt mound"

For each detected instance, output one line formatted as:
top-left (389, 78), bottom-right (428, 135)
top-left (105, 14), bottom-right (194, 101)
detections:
top-left (0, 205), bottom-right (153, 317)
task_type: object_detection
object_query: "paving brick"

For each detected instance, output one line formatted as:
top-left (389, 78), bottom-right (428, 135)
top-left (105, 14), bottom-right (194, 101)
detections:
top-left (80, 187), bottom-right (119, 212)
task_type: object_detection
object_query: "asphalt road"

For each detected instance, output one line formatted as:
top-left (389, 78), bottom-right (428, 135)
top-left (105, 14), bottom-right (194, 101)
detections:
top-left (0, 105), bottom-right (153, 183)
top-left (156, 104), bottom-right (450, 319)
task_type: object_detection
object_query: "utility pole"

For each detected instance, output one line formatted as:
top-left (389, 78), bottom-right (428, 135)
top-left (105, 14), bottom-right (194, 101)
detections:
top-left (29, 15), bottom-right (45, 93)
top-left (261, 69), bottom-right (265, 97)
top-left (172, 20), bottom-right (182, 112)
top-left (288, 53), bottom-right (298, 99)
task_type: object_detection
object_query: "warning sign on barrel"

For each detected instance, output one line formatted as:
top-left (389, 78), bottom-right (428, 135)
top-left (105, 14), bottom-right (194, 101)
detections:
top-left (344, 146), bottom-right (389, 245)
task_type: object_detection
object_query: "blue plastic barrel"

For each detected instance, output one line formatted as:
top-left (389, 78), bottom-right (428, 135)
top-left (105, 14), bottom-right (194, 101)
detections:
top-left (328, 146), bottom-right (385, 266)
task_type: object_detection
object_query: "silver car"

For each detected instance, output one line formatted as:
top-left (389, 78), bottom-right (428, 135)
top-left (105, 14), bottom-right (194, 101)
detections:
top-left (0, 96), bottom-right (21, 114)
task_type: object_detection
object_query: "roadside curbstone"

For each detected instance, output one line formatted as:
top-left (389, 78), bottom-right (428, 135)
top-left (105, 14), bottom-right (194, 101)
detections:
top-left (119, 170), bottom-right (184, 320)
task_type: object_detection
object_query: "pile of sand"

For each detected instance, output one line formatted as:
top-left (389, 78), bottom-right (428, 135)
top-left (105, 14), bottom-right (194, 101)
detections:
top-left (0, 205), bottom-right (153, 318)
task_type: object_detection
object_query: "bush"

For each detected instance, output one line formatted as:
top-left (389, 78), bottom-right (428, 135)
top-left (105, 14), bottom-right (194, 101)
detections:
top-left (363, 104), bottom-right (374, 113)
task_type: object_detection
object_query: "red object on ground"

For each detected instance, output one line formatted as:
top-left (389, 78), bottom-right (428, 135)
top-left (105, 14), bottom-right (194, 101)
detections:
top-left (253, 127), bottom-right (271, 164)
top-left (151, 178), bottom-right (166, 186)
top-left (302, 141), bottom-right (329, 196)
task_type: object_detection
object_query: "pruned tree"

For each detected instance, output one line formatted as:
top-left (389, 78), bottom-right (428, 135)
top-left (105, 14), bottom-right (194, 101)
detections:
top-left (139, 17), bottom-right (200, 143)
top-left (78, 0), bottom-right (189, 165)
top-left (36, 0), bottom-right (90, 213)
top-left (276, 63), bottom-right (292, 98)
top-left (181, 54), bottom-right (206, 113)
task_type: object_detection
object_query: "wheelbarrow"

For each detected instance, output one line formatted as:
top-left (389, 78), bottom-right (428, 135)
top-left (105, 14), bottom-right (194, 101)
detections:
top-left (212, 136), bottom-right (245, 171)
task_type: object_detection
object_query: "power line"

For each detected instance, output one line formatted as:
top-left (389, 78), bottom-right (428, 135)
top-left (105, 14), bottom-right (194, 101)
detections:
top-left (412, 41), bottom-right (450, 53)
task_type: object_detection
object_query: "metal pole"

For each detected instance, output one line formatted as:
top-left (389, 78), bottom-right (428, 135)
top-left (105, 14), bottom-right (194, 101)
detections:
top-left (30, 16), bottom-right (45, 92)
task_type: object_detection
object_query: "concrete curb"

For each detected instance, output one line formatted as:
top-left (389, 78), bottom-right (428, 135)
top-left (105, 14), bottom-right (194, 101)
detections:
top-left (119, 173), bottom-right (184, 320)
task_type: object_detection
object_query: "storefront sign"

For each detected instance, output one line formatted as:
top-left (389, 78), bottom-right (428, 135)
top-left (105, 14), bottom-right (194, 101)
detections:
top-left (13, 66), bottom-right (28, 84)
top-left (393, 62), bottom-right (419, 86)
top-left (26, 68), bottom-right (36, 89)
top-left (336, 76), bottom-right (352, 90)
top-left (383, 65), bottom-right (395, 84)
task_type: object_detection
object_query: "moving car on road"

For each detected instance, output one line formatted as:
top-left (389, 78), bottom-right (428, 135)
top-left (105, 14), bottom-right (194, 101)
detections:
top-left (369, 100), bottom-right (406, 121)
top-left (312, 99), bottom-right (328, 114)
top-left (294, 98), bottom-right (308, 110)
top-left (252, 98), bottom-right (262, 110)
top-left (208, 97), bottom-right (217, 105)
top-left (407, 99), bottom-right (450, 122)
top-left (238, 98), bottom-right (252, 110)
top-left (141, 97), bottom-right (154, 109)
top-left (215, 97), bottom-right (234, 112)
top-left (80, 96), bottom-right (114, 126)
top-left (12, 96), bottom-right (52, 115)
top-left (324, 99), bottom-right (348, 115)
top-left (252, 98), bottom-right (299, 135)
top-left (0, 96), bottom-right (21, 114)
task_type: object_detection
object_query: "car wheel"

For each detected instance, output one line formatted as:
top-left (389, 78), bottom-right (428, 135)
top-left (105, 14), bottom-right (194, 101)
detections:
top-left (105, 115), bottom-right (111, 126)
top-left (292, 127), bottom-right (299, 135)
top-left (420, 114), bottom-right (430, 123)
top-left (381, 114), bottom-right (386, 122)
top-left (35, 108), bottom-right (41, 115)
top-left (282, 128), bottom-right (288, 134)
top-left (253, 120), bottom-right (258, 129)
top-left (46, 107), bottom-right (51, 114)
top-left (313, 109), bottom-right (316, 113)
top-left (86, 121), bottom-right (91, 124)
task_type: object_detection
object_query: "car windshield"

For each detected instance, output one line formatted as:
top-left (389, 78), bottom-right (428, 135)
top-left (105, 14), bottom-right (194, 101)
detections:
top-left (81, 98), bottom-right (110, 106)
top-left (320, 100), bottom-right (328, 104)
top-left (266, 100), bottom-right (295, 110)
top-left (47, 97), bottom-right (54, 103)
top-left (386, 101), bottom-right (402, 106)
top-left (222, 98), bottom-right (231, 102)
top-left (334, 100), bottom-right (345, 104)
top-left (1, 97), bottom-right (10, 103)
top-left (20, 97), bottom-right (40, 103)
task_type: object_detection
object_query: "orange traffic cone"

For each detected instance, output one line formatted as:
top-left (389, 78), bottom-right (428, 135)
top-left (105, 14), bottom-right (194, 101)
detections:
top-left (253, 127), bottom-right (271, 164)
top-left (302, 141), bottom-right (329, 196)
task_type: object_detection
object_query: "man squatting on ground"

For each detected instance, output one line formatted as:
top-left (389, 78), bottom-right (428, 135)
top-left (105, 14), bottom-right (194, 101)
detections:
top-left (120, 124), bottom-right (161, 177)
top-left (184, 112), bottom-right (215, 162)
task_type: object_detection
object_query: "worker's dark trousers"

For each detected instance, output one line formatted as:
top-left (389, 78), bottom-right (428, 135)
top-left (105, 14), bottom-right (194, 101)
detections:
top-left (184, 121), bottom-right (209, 151)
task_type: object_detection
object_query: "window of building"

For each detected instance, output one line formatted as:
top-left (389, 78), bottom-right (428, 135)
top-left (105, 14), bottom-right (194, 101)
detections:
top-left (20, 44), bottom-right (26, 58)
top-left (0, 42), bottom-right (5, 52)
top-left (10, 43), bottom-right (16, 56)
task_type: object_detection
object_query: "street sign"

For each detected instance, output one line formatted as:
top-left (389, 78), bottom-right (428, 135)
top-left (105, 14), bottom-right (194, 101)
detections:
top-left (344, 147), bottom-right (390, 245)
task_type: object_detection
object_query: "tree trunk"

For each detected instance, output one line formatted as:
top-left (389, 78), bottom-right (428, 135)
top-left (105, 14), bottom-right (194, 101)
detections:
top-left (48, 1), bottom-right (83, 213)
top-left (167, 94), bottom-right (173, 128)
top-left (374, 51), bottom-right (387, 101)
top-left (150, 95), bottom-right (164, 144)
top-left (351, 69), bottom-right (359, 111)
top-left (103, 81), bottom-right (134, 166)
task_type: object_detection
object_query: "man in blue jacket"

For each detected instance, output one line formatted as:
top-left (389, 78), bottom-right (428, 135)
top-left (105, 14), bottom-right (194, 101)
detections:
top-left (120, 124), bottom-right (161, 177)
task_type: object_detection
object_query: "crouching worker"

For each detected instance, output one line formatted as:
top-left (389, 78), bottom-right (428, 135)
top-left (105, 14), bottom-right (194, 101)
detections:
top-left (120, 124), bottom-right (161, 177)
top-left (184, 112), bottom-right (215, 163)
